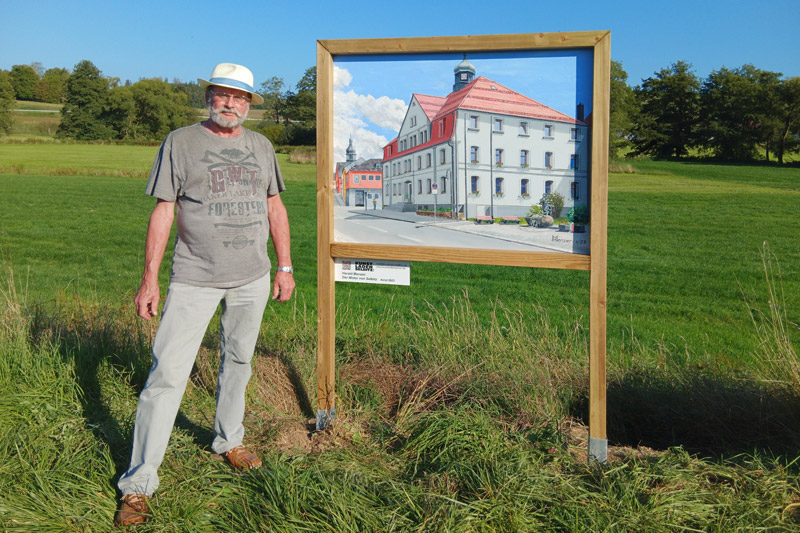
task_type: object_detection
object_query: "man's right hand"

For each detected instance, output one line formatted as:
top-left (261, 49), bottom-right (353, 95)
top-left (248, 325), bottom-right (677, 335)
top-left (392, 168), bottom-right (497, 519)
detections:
top-left (134, 280), bottom-right (160, 320)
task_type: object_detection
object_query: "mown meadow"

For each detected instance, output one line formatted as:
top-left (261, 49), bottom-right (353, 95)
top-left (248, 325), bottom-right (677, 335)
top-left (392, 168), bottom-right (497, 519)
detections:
top-left (1, 141), bottom-right (799, 531)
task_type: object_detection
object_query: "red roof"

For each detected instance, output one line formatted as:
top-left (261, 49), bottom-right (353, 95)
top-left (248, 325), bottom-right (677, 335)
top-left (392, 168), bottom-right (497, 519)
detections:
top-left (413, 93), bottom-right (447, 120)
top-left (383, 76), bottom-right (583, 162)
top-left (434, 76), bottom-right (583, 125)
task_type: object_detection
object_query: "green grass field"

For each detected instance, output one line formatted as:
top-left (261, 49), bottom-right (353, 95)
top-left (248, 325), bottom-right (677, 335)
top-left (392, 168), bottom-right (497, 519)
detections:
top-left (1, 142), bottom-right (799, 530)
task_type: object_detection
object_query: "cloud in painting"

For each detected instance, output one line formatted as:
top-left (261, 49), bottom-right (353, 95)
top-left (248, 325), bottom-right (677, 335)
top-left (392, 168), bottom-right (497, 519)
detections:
top-left (333, 65), bottom-right (407, 164)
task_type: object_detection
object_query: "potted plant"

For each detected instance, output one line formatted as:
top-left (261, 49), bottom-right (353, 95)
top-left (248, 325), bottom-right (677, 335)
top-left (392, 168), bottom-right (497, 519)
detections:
top-left (568, 204), bottom-right (589, 233)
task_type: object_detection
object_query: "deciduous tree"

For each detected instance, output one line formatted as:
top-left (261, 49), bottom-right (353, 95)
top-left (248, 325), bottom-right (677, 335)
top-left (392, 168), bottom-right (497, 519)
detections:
top-left (57, 60), bottom-right (113, 140)
top-left (260, 76), bottom-right (285, 122)
top-left (127, 79), bottom-right (194, 140)
top-left (0, 71), bottom-right (15, 134)
top-left (35, 67), bottom-right (70, 103)
top-left (630, 61), bottom-right (700, 159)
top-left (10, 64), bottom-right (39, 101)
top-left (699, 65), bottom-right (781, 161)
top-left (609, 60), bottom-right (636, 159)
top-left (285, 67), bottom-right (316, 124)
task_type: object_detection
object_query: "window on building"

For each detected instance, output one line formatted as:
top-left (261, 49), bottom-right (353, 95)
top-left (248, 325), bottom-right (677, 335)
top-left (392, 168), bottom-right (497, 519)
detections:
top-left (418, 180), bottom-right (422, 194)
top-left (495, 148), bottom-right (503, 165)
top-left (441, 177), bottom-right (447, 194)
top-left (426, 153), bottom-right (432, 167)
top-left (544, 124), bottom-right (553, 137)
top-left (519, 121), bottom-right (528, 135)
top-left (471, 176), bottom-right (479, 194)
top-left (520, 150), bottom-right (529, 166)
top-left (521, 178), bottom-right (529, 196)
top-left (571, 181), bottom-right (580, 200)
top-left (545, 180), bottom-right (553, 195)
top-left (353, 175), bottom-right (360, 184)
top-left (438, 119), bottom-right (444, 136)
top-left (440, 149), bottom-right (446, 164)
top-left (495, 177), bottom-right (504, 196)
top-left (493, 118), bottom-right (503, 132)
top-left (545, 152), bottom-right (553, 168)
top-left (570, 154), bottom-right (579, 170)
top-left (470, 146), bottom-right (479, 163)
top-left (469, 115), bottom-right (478, 129)
top-left (426, 178), bottom-right (432, 194)
top-left (411, 116), bottom-right (417, 127)
top-left (570, 128), bottom-right (578, 141)
top-left (417, 156), bottom-right (422, 170)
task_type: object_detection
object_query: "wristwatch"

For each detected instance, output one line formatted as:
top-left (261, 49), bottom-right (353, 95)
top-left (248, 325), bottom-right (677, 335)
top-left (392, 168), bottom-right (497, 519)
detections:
top-left (277, 266), bottom-right (294, 274)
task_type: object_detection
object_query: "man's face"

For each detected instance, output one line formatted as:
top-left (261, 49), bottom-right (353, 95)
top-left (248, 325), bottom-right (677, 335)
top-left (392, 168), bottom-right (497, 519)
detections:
top-left (207, 87), bottom-right (250, 128)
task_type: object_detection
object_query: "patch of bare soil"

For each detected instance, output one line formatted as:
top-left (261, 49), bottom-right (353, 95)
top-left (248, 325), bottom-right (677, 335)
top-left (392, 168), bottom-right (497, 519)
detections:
top-left (561, 418), bottom-right (662, 464)
top-left (244, 354), bottom-right (663, 464)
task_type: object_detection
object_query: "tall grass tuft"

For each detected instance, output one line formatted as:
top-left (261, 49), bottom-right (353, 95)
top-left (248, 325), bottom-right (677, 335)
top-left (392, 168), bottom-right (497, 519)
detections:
top-left (746, 242), bottom-right (800, 393)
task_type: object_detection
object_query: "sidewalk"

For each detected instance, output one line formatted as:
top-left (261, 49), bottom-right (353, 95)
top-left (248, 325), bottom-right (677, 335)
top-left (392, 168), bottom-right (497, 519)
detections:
top-left (345, 207), bottom-right (589, 254)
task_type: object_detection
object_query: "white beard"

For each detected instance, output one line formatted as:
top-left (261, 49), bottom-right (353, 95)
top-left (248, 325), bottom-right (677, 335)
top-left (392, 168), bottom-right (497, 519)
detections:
top-left (208, 103), bottom-right (248, 128)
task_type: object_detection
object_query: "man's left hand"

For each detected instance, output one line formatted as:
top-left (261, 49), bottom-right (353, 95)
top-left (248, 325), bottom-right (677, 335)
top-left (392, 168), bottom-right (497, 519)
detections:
top-left (272, 271), bottom-right (295, 302)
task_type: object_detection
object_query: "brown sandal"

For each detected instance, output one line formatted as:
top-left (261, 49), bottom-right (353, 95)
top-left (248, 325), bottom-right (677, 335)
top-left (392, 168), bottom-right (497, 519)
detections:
top-left (114, 493), bottom-right (151, 527)
top-left (221, 445), bottom-right (262, 470)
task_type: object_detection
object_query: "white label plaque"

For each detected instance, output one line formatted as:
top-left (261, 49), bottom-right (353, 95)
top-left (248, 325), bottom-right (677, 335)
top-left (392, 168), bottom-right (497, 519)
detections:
top-left (334, 258), bottom-right (411, 285)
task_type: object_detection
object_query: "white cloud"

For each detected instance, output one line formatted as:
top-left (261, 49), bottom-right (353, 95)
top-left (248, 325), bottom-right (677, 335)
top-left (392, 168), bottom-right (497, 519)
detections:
top-left (333, 65), bottom-right (352, 89)
top-left (332, 66), bottom-right (407, 163)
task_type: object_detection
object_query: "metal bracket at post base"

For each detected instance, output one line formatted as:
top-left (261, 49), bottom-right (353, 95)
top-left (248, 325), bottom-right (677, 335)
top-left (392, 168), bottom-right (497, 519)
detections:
top-left (316, 407), bottom-right (336, 431)
top-left (588, 437), bottom-right (608, 464)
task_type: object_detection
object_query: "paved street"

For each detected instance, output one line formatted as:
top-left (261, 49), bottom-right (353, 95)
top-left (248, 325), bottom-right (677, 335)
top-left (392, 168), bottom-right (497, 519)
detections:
top-left (333, 207), bottom-right (589, 254)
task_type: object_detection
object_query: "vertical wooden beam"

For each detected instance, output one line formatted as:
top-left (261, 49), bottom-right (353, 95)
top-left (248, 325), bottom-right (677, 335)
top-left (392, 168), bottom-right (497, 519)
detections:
top-left (316, 42), bottom-right (336, 429)
top-left (588, 32), bottom-right (610, 463)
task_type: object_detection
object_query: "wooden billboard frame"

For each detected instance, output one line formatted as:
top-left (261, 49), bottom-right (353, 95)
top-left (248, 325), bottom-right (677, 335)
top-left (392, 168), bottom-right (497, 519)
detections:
top-left (316, 31), bottom-right (610, 462)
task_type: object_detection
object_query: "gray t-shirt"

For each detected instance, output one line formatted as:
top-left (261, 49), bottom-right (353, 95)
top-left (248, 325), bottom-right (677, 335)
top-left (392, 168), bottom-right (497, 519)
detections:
top-left (145, 123), bottom-right (286, 288)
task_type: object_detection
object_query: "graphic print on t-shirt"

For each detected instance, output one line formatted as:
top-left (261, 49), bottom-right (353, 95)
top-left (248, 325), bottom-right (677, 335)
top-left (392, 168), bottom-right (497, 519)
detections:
top-left (201, 147), bottom-right (267, 250)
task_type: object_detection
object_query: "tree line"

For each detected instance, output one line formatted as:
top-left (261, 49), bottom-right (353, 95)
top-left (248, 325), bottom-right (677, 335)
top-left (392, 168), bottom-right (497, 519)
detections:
top-left (1, 58), bottom-right (799, 163)
top-left (0, 60), bottom-right (316, 146)
top-left (611, 60), bottom-right (800, 164)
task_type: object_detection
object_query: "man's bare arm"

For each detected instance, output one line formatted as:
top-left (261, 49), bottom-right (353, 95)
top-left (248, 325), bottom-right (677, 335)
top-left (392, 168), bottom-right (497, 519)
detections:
top-left (133, 199), bottom-right (175, 319)
top-left (267, 193), bottom-right (294, 302)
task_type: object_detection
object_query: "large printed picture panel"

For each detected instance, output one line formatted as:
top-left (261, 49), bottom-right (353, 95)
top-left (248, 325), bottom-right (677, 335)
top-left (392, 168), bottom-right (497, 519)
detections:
top-left (332, 49), bottom-right (592, 255)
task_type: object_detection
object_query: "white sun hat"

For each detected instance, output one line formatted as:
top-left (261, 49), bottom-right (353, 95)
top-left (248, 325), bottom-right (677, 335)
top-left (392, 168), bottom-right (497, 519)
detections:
top-left (198, 63), bottom-right (264, 105)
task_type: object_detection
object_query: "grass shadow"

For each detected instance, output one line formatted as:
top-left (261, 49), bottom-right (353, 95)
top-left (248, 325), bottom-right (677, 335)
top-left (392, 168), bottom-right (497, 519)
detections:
top-left (571, 365), bottom-right (800, 457)
top-left (32, 303), bottom-right (224, 477)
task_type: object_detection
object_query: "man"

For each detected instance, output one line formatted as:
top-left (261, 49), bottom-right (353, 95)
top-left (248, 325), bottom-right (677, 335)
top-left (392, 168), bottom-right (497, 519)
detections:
top-left (115, 63), bottom-right (295, 527)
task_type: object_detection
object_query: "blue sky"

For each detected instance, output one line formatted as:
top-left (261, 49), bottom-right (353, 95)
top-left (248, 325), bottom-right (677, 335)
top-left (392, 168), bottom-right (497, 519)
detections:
top-left (2, 0), bottom-right (798, 159)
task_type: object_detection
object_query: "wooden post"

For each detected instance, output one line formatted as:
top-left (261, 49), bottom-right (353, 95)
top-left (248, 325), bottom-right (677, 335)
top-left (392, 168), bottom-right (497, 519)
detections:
top-left (316, 42), bottom-right (336, 429)
top-left (588, 32), bottom-right (610, 463)
top-left (315, 33), bottom-right (611, 451)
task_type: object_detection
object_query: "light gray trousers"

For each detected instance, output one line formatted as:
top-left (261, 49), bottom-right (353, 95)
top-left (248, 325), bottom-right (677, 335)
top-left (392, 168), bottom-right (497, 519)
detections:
top-left (117, 273), bottom-right (270, 496)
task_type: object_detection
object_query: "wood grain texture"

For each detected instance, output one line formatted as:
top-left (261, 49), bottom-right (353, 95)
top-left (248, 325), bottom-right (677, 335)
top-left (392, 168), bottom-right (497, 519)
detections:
top-left (589, 32), bottom-right (610, 441)
top-left (319, 31), bottom-right (609, 56)
top-left (316, 32), bottom-right (611, 441)
top-left (316, 43), bottom-right (336, 411)
top-left (330, 243), bottom-right (590, 270)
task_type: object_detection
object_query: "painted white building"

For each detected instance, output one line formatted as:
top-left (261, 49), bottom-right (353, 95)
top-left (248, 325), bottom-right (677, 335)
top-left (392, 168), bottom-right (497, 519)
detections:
top-left (382, 58), bottom-right (589, 219)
